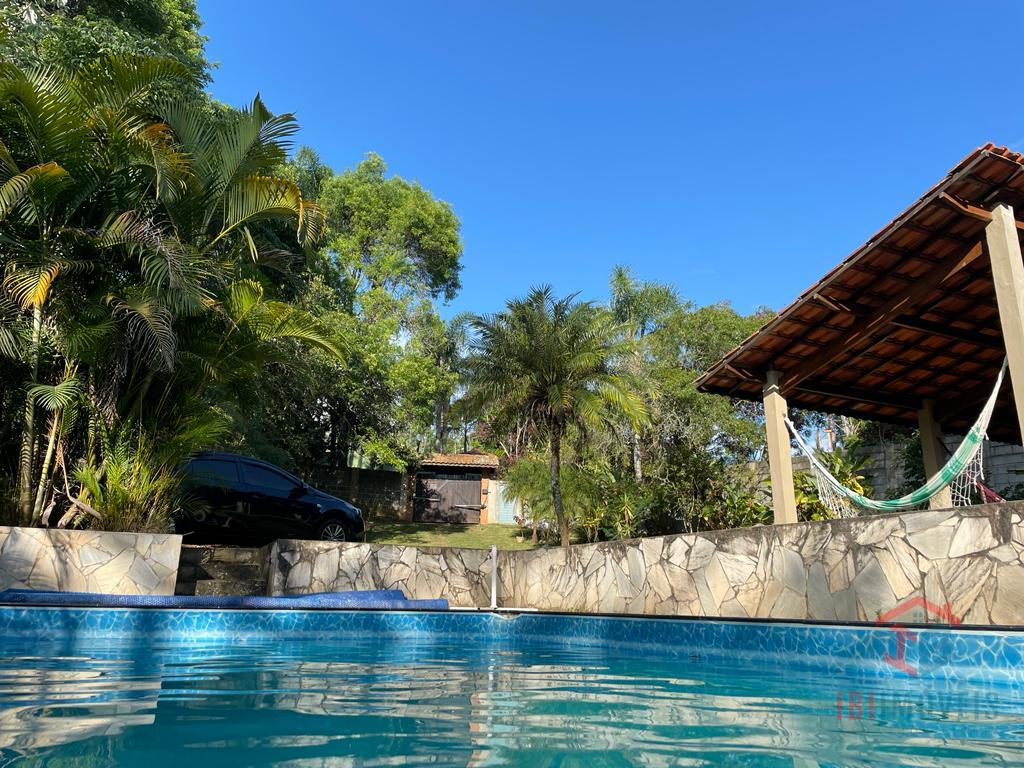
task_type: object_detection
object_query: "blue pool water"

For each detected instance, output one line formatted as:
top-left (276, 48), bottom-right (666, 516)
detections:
top-left (0, 608), bottom-right (1022, 766)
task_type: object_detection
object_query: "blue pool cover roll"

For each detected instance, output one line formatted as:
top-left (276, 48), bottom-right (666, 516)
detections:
top-left (0, 589), bottom-right (448, 611)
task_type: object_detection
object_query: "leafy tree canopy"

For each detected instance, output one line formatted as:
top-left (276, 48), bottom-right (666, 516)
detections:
top-left (317, 153), bottom-right (462, 312)
top-left (1, 0), bottom-right (209, 83)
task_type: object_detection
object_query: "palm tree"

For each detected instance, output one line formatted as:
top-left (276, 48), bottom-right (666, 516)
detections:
top-left (609, 265), bottom-right (678, 482)
top-left (465, 286), bottom-right (647, 545)
top-left (0, 55), bottom-right (198, 522)
top-left (430, 312), bottom-right (472, 452)
top-left (0, 55), bottom-right (333, 528)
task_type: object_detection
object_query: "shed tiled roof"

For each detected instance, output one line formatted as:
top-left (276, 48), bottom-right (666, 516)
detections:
top-left (420, 452), bottom-right (500, 469)
top-left (695, 143), bottom-right (1024, 443)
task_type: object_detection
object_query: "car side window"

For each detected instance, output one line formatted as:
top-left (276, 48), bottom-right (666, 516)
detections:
top-left (187, 459), bottom-right (239, 489)
top-left (240, 463), bottom-right (299, 493)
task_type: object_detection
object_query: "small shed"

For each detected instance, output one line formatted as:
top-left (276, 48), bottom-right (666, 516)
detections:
top-left (411, 452), bottom-right (500, 524)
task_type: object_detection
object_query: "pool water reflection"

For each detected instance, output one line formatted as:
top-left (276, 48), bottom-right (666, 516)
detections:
top-left (1, 622), bottom-right (1023, 767)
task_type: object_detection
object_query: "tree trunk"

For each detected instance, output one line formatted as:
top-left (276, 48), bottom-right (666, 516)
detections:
top-left (632, 430), bottom-right (642, 482)
top-left (32, 411), bottom-right (60, 521)
top-left (434, 399), bottom-right (449, 453)
top-left (549, 429), bottom-right (568, 546)
top-left (17, 306), bottom-right (43, 524)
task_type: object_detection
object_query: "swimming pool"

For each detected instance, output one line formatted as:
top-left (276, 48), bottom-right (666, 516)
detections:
top-left (0, 607), bottom-right (1022, 766)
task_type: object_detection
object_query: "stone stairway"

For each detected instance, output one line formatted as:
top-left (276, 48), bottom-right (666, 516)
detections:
top-left (175, 545), bottom-right (269, 596)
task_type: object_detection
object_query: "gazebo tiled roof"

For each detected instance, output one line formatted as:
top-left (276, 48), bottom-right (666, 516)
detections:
top-left (695, 143), bottom-right (1024, 444)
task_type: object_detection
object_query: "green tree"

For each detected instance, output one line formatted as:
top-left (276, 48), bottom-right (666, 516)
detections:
top-left (0, 55), bottom-right (332, 530)
top-left (232, 149), bottom-right (466, 476)
top-left (609, 265), bottom-right (678, 481)
top-left (1, 0), bottom-right (208, 82)
top-left (0, 56), bottom-right (199, 522)
top-left (317, 153), bottom-right (462, 316)
top-left (466, 287), bottom-right (647, 545)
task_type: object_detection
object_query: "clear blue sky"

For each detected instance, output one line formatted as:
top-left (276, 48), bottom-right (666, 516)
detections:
top-left (198, 0), bottom-right (1024, 318)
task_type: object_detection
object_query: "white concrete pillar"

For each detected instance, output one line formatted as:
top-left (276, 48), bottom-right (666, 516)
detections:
top-left (918, 400), bottom-right (953, 509)
top-left (763, 370), bottom-right (797, 524)
top-left (987, 203), bottom-right (1024, 444)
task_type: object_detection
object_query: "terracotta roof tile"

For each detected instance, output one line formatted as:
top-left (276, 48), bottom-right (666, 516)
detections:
top-left (420, 452), bottom-right (500, 469)
top-left (695, 143), bottom-right (1022, 443)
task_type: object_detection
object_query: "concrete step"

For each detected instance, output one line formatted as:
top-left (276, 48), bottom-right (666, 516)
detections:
top-left (194, 579), bottom-right (266, 597)
top-left (174, 581), bottom-right (197, 596)
top-left (179, 545), bottom-right (264, 566)
top-left (178, 562), bottom-right (263, 582)
top-left (175, 546), bottom-right (268, 597)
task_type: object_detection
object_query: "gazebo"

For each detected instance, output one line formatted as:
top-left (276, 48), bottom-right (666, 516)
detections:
top-left (695, 144), bottom-right (1024, 524)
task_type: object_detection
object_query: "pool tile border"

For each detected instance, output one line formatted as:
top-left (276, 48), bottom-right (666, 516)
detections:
top-left (4, 605), bottom-right (1023, 685)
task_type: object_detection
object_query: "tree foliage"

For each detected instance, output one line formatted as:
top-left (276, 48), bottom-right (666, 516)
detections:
top-left (0, 54), bottom-right (333, 529)
top-left (1, 0), bottom-right (208, 83)
top-left (468, 273), bottom-right (776, 543)
top-left (227, 148), bottom-right (467, 476)
top-left (465, 286), bottom-right (647, 545)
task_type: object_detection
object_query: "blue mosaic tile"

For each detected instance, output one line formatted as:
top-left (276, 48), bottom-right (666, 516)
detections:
top-left (2, 606), bottom-right (1022, 686)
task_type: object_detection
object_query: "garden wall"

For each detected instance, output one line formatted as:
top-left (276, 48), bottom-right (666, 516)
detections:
top-left (0, 526), bottom-right (181, 595)
top-left (501, 502), bottom-right (1024, 624)
top-left (271, 503), bottom-right (1024, 625)
top-left (268, 538), bottom-right (494, 608)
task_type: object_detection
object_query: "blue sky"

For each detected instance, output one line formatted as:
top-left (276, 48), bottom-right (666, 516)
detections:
top-left (198, 1), bottom-right (1024, 318)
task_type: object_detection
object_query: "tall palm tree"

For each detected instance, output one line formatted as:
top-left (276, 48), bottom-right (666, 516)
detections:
top-left (465, 286), bottom-right (647, 545)
top-left (609, 266), bottom-right (678, 481)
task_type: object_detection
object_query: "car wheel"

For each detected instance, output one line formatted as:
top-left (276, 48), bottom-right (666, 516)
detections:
top-left (318, 519), bottom-right (348, 542)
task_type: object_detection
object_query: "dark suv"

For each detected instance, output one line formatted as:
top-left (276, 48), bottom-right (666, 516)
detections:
top-left (177, 451), bottom-right (364, 544)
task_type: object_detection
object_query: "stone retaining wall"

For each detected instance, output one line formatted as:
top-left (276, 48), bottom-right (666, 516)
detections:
top-left (269, 539), bottom-right (494, 608)
top-left (502, 503), bottom-right (1024, 624)
top-left (270, 503), bottom-right (1024, 625)
top-left (0, 527), bottom-right (181, 595)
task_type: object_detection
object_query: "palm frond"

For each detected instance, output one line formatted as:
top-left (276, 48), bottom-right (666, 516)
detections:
top-left (73, 55), bottom-right (195, 114)
top-left (226, 278), bottom-right (264, 325)
top-left (217, 174), bottom-right (304, 244)
top-left (254, 301), bottom-right (343, 359)
top-left (0, 295), bottom-right (27, 358)
top-left (29, 375), bottom-right (80, 412)
top-left (0, 162), bottom-right (69, 221)
top-left (107, 289), bottom-right (177, 371)
top-left (213, 96), bottom-right (297, 190)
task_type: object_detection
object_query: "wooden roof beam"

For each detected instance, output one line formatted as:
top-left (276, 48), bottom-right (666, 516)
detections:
top-left (792, 382), bottom-right (921, 412)
top-left (779, 240), bottom-right (985, 393)
top-left (940, 192), bottom-right (1024, 231)
top-left (889, 316), bottom-right (1003, 350)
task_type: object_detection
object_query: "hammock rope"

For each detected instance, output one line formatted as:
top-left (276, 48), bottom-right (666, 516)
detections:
top-left (784, 358), bottom-right (1008, 516)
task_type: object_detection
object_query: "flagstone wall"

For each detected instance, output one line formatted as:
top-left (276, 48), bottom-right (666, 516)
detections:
top-left (271, 503), bottom-right (1024, 625)
top-left (0, 526), bottom-right (182, 595)
top-left (501, 502), bottom-right (1024, 624)
top-left (268, 538), bottom-right (495, 608)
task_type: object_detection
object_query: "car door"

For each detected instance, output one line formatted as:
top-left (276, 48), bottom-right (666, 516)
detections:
top-left (181, 458), bottom-right (243, 533)
top-left (238, 461), bottom-right (319, 540)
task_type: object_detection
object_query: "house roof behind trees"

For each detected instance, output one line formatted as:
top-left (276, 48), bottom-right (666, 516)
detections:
top-left (420, 452), bottom-right (500, 470)
top-left (695, 143), bottom-right (1024, 444)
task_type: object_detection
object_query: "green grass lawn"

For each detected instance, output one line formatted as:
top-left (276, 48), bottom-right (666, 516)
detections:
top-left (364, 517), bottom-right (538, 550)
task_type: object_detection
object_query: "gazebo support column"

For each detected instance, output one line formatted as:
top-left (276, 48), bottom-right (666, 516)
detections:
top-left (987, 203), bottom-right (1024, 444)
top-left (918, 400), bottom-right (953, 509)
top-left (763, 370), bottom-right (797, 524)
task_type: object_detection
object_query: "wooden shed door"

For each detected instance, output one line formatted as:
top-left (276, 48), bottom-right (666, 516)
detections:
top-left (413, 474), bottom-right (482, 523)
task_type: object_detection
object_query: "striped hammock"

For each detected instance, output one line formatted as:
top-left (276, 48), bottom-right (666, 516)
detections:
top-left (785, 358), bottom-right (1008, 515)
